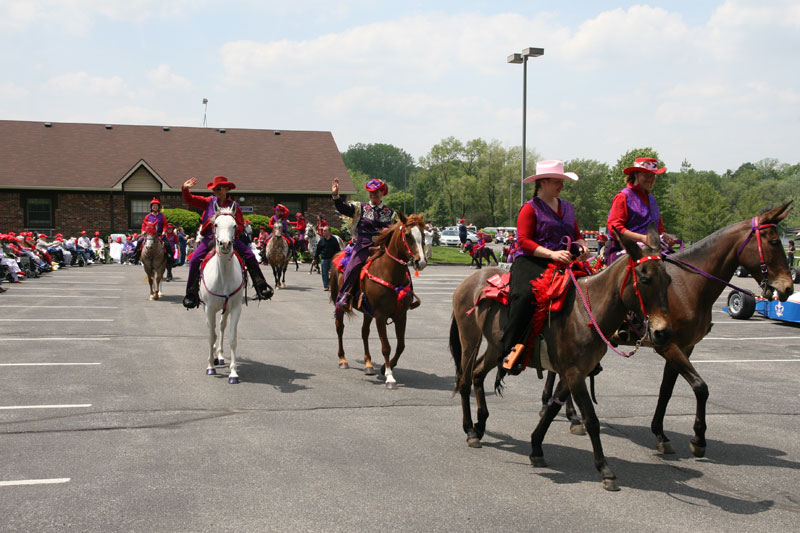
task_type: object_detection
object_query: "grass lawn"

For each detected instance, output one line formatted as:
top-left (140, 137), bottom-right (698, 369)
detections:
top-left (430, 246), bottom-right (473, 264)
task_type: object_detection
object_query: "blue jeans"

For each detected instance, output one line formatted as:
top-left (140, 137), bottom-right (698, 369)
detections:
top-left (320, 258), bottom-right (332, 289)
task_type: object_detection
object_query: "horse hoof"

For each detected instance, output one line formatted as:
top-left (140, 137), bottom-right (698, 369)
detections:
top-left (149, 295), bottom-right (155, 300)
top-left (570, 422), bottom-right (586, 436)
top-left (467, 437), bottom-right (482, 448)
top-left (385, 381), bottom-right (398, 390)
top-left (228, 376), bottom-right (239, 384)
top-left (690, 442), bottom-right (706, 458)
top-left (530, 456), bottom-right (547, 468)
top-left (657, 441), bottom-right (675, 455)
top-left (206, 368), bottom-right (216, 375)
top-left (215, 358), bottom-right (225, 366)
top-left (602, 478), bottom-right (620, 491)
top-left (338, 361), bottom-right (349, 369)
top-left (364, 366), bottom-right (376, 376)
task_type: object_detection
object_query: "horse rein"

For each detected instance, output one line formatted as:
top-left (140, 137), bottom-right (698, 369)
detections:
top-left (569, 254), bottom-right (661, 358)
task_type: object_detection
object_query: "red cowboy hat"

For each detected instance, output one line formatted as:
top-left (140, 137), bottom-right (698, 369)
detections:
top-left (206, 176), bottom-right (236, 190)
top-left (126, 235), bottom-right (132, 240)
top-left (365, 178), bottom-right (388, 195)
top-left (81, 230), bottom-right (87, 235)
top-left (94, 231), bottom-right (100, 236)
top-left (38, 233), bottom-right (47, 239)
top-left (244, 219), bottom-right (251, 224)
top-left (295, 212), bottom-right (303, 217)
top-left (274, 204), bottom-right (289, 216)
top-left (116, 237), bottom-right (122, 243)
top-left (55, 233), bottom-right (63, 238)
top-left (623, 157), bottom-right (666, 175)
top-left (258, 225), bottom-right (266, 231)
top-left (459, 219), bottom-right (466, 223)
top-left (150, 197), bottom-right (161, 205)
top-left (166, 223), bottom-right (174, 229)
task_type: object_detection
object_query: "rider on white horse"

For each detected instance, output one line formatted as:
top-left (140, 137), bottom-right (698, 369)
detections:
top-left (181, 176), bottom-right (274, 309)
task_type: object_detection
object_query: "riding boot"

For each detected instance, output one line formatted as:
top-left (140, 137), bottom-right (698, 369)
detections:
top-left (165, 261), bottom-right (173, 282)
top-left (246, 263), bottom-right (274, 301)
top-left (131, 246), bottom-right (142, 265)
top-left (183, 275), bottom-right (201, 309)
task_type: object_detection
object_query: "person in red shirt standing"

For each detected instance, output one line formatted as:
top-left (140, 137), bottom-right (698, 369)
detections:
top-left (181, 176), bottom-right (273, 308)
top-left (292, 212), bottom-right (307, 252)
top-left (316, 214), bottom-right (329, 236)
top-left (605, 157), bottom-right (677, 263)
top-left (501, 160), bottom-right (588, 374)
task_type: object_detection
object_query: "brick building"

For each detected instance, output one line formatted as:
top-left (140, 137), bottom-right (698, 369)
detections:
top-left (0, 120), bottom-right (355, 236)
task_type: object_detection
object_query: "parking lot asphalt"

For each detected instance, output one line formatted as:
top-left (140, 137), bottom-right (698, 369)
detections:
top-left (0, 262), bottom-right (798, 532)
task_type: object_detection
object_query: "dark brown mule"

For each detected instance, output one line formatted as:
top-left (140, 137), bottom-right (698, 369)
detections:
top-left (450, 225), bottom-right (672, 490)
top-left (330, 212), bottom-right (428, 389)
top-left (605, 203), bottom-right (793, 456)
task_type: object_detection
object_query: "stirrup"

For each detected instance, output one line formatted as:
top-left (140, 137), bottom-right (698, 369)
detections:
top-left (502, 344), bottom-right (526, 374)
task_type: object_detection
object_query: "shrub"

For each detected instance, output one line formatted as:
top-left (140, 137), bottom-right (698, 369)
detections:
top-left (163, 208), bottom-right (201, 235)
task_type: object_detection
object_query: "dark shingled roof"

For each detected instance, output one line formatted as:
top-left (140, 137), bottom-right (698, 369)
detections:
top-left (0, 120), bottom-right (354, 193)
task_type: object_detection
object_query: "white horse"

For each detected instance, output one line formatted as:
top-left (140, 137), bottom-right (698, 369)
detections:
top-left (199, 207), bottom-right (246, 384)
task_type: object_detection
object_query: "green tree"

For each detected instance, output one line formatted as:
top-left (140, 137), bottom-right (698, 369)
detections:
top-left (341, 143), bottom-right (416, 192)
top-left (418, 137), bottom-right (465, 219)
top-left (559, 158), bottom-right (610, 231)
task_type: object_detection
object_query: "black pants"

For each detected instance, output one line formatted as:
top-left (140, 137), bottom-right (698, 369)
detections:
top-left (501, 254), bottom-right (553, 355)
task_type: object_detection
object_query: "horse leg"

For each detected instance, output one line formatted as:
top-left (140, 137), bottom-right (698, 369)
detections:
top-left (539, 371), bottom-right (557, 417)
top-left (226, 306), bottom-right (242, 384)
top-left (216, 306), bottom-right (228, 368)
top-left (335, 309), bottom-right (348, 369)
top-left (565, 394), bottom-right (586, 435)
top-left (205, 308), bottom-right (218, 375)
top-left (654, 344), bottom-right (708, 457)
top-left (361, 315), bottom-right (375, 375)
top-left (387, 312), bottom-right (406, 371)
top-left (565, 368), bottom-right (619, 491)
top-left (375, 320), bottom-right (397, 389)
top-left (472, 347), bottom-right (498, 442)
top-left (530, 376), bottom-right (569, 467)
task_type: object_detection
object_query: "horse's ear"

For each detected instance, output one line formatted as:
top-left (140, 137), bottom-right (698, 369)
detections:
top-left (759, 201), bottom-right (792, 225)
top-left (397, 210), bottom-right (407, 224)
top-left (615, 227), bottom-right (642, 261)
top-left (644, 222), bottom-right (660, 253)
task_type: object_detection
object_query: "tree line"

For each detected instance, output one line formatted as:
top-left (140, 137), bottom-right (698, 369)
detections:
top-left (342, 141), bottom-right (800, 242)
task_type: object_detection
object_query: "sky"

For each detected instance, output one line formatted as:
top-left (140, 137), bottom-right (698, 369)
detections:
top-left (0, 0), bottom-right (797, 174)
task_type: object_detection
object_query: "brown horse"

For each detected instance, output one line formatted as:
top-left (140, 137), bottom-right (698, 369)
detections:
top-left (265, 225), bottom-right (289, 288)
top-left (450, 226), bottom-right (673, 490)
top-left (141, 226), bottom-right (166, 300)
top-left (329, 212), bottom-right (427, 389)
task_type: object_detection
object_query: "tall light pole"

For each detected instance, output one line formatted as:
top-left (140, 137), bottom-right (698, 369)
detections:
top-left (507, 47), bottom-right (544, 209)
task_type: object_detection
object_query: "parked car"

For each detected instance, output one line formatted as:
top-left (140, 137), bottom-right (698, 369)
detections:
top-left (726, 290), bottom-right (800, 323)
top-left (440, 227), bottom-right (478, 246)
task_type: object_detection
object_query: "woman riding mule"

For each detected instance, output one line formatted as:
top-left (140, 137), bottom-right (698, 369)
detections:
top-left (501, 160), bottom-right (589, 375)
top-left (450, 225), bottom-right (673, 490)
top-left (181, 176), bottom-right (274, 308)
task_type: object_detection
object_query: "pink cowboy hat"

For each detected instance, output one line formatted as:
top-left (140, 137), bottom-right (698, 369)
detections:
top-left (523, 160), bottom-right (579, 183)
top-left (623, 157), bottom-right (666, 175)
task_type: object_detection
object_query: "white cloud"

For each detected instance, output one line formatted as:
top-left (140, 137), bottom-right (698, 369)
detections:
top-left (147, 64), bottom-right (193, 91)
top-left (45, 72), bottom-right (126, 94)
top-left (0, 81), bottom-right (29, 100)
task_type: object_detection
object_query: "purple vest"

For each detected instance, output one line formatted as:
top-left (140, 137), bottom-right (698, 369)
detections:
top-left (201, 198), bottom-right (238, 238)
top-left (510, 197), bottom-right (576, 260)
top-left (606, 187), bottom-right (660, 258)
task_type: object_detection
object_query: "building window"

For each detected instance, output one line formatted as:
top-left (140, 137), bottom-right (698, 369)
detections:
top-left (26, 197), bottom-right (53, 228)
top-left (130, 198), bottom-right (152, 229)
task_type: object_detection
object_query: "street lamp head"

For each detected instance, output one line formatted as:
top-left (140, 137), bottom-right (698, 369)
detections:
top-left (507, 53), bottom-right (523, 64)
top-left (522, 47), bottom-right (544, 58)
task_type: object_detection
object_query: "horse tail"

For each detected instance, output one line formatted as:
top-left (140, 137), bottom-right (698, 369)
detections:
top-left (449, 314), bottom-right (463, 393)
top-left (329, 259), bottom-right (341, 304)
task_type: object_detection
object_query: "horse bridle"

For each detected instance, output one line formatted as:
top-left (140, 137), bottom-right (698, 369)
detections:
top-left (736, 216), bottom-right (777, 294)
top-left (384, 224), bottom-right (419, 269)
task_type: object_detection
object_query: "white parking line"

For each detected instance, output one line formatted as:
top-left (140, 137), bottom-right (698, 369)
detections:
top-left (0, 404), bottom-right (92, 410)
top-left (0, 337), bottom-right (111, 341)
top-left (0, 478), bottom-right (70, 487)
top-left (0, 295), bottom-right (120, 299)
top-left (705, 336), bottom-right (800, 340)
top-left (0, 319), bottom-right (114, 322)
top-left (692, 359), bottom-right (800, 363)
top-left (0, 306), bottom-right (118, 309)
top-left (10, 287), bottom-right (121, 291)
top-left (0, 363), bottom-right (101, 366)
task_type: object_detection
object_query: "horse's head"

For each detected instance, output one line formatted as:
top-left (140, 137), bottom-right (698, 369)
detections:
top-left (305, 223), bottom-right (316, 240)
top-left (736, 202), bottom-right (793, 301)
top-left (616, 224), bottom-right (673, 346)
top-left (213, 208), bottom-right (237, 255)
top-left (272, 224), bottom-right (282, 237)
top-left (397, 211), bottom-right (427, 271)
